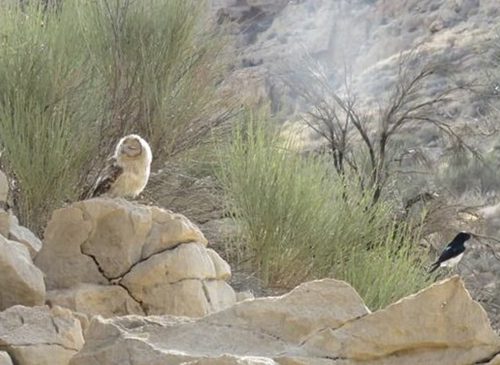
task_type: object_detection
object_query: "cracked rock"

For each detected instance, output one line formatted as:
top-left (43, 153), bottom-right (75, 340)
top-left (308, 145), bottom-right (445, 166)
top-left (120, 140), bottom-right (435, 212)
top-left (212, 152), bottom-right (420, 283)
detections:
top-left (69, 277), bottom-right (500, 365)
top-left (46, 284), bottom-right (144, 318)
top-left (304, 276), bottom-right (500, 365)
top-left (35, 198), bottom-right (235, 317)
top-left (0, 305), bottom-right (84, 365)
top-left (69, 279), bottom-right (368, 365)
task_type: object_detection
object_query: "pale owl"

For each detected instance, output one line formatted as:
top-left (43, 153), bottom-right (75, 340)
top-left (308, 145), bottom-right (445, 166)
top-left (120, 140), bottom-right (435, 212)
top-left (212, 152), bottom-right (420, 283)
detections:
top-left (87, 134), bottom-right (152, 199)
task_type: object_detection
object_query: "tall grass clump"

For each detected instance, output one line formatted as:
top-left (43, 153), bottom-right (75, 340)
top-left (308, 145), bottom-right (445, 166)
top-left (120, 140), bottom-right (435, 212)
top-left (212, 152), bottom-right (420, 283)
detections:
top-left (218, 112), bottom-right (431, 309)
top-left (0, 0), bottom-right (227, 231)
top-left (78, 0), bottom-right (228, 160)
top-left (0, 3), bottom-right (102, 230)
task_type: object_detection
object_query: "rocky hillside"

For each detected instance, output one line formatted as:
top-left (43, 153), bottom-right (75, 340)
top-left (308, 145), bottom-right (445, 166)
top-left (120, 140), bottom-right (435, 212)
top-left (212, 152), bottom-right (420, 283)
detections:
top-left (213, 0), bottom-right (498, 110)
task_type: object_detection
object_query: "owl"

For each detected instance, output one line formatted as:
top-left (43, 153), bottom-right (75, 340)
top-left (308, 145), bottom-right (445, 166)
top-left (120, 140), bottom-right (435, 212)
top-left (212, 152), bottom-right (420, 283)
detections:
top-left (87, 134), bottom-right (152, 199)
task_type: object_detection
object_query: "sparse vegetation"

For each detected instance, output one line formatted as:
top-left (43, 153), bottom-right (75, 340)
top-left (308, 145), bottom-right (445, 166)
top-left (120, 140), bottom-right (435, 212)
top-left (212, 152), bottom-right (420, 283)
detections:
top-left (218, 111), bottom-right (432, 309)
top-left (0, 0), bottom-right (227, 231)
top-left (284, 51), bottom-right (483, 206)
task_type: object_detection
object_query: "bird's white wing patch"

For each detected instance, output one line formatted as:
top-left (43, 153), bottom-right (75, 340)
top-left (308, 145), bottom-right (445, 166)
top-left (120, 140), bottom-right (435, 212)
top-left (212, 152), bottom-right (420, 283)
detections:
top-left (441, 252), bottom-right (464, 268)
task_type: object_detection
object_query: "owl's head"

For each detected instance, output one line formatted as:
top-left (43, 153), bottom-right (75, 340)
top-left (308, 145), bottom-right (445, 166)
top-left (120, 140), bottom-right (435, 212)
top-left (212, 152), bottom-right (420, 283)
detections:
top-left (115, 134), bottom-right (152, 164)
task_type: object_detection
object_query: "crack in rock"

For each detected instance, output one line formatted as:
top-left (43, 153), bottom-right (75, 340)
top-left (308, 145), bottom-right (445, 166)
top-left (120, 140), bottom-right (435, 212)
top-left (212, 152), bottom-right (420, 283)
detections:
top-left (202, 280), bottom-right (212, 309)
top-left (298, 313), bottom-right (369, 347)
top-left (108, 240), bottom-right (200, 282)
top-left (475, 350), bottom-right (500, 364)
top-left (0, 342), bottom-right (80, 352)
top-left (78, 245), bottom-right (146, 313)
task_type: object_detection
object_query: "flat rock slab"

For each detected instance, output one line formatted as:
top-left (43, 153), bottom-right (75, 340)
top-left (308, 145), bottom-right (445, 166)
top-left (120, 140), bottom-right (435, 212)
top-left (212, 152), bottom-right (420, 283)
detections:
top-left (0, 305), bottom-right (84, 365)
top-left (70, 277), bottom-right (500, 365)
top-left (35, 198), bottom-right (235, 317)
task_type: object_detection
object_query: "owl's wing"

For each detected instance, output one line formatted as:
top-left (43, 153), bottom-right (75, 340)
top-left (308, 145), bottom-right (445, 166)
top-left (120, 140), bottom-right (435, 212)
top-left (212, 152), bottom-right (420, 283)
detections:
top-left (79, 158), bottom-right (123, 200)
top-left (90, 159), bottom-right (123, 198)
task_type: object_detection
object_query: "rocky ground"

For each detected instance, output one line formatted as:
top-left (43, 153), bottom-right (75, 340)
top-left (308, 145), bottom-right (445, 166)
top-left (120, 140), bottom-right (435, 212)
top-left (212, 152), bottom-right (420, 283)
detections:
top-left (0, 167), bottom-right (499, 364)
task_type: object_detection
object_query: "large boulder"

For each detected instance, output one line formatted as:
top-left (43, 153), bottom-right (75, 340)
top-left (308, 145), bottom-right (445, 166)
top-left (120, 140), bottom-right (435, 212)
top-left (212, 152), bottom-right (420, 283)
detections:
top-left (35, 198), bottom-right (236, 317)
top-left (304, 276), bottom-right (500, 364)
top-left (0, 235), bottom-right (45, 310)
top-left (0, 305), bottom-right (84, 365)
top-left (69, 277), bottom-right (500, 365)
top-left (69, 279), bottom-right (369, 365)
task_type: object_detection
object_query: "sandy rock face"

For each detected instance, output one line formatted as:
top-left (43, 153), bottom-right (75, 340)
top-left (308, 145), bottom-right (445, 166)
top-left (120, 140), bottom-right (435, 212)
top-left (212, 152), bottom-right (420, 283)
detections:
top-left (0, 305), bottom-right (84, 365)
top-left (304, 276), bottom-right (500, 364)
top-left (0, 235), bottom-right (45, 310)
top-left (35, 198), bottom-right (235, 317)
top-left (69, 279), bottom-right (369, 365)
top-left (70, 277), bottom-right (500, 365)
top-left (46, 283), bottom-right (144, 317)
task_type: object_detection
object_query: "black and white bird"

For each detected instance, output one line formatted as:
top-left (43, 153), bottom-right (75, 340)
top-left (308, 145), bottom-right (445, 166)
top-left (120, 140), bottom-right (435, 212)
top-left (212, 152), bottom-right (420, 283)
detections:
top-left (428, 232), bottom-right (471, 273)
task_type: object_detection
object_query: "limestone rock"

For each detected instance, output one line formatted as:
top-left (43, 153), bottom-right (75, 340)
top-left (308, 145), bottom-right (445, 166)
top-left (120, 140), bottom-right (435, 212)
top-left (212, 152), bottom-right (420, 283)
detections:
top-left (203, 280), bottom-right (237, 313)
top-left (209, 279), bottom-right (369, 344)
top-left (124, 243), bottom-right (216, 286)
top-left (35, 198), bottom-right (234, 317)
top-left (207, 248), bottom-right (231, 280)
top-left (8, 214), bottom-right (42, 258)
top-left (0, 352), bottom-right (12, 365)
top-left (69, 279), bottom-right (368, 365)
top-left (0, 305), bottom-right (84, 365)
top-left (142, 206), bottom-right (207, 258)
top-left (46, 284), bottom-right (144, 317)
top-left (70, 277), bottom-right (500, 365)
top-left (304, 276), bottom-right (500, 364)
top-left (34, 206), bottom-right (106, 289)
top-left (78, 198), bottom-right (152, 279)
top-left (120, 242), bottom-right (235, 316)
top-left (0, 235), bottom-right (45, 310)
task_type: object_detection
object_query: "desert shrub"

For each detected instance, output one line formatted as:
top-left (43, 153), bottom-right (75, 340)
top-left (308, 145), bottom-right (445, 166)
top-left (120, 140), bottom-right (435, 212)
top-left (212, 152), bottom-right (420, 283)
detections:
top-left (0, 0), bottom-right (227, 231)
top-left (437, 149), bottom-right (500, 195)
top-left (0, 3), bottom-right (102, 230)
top-left (78, 0), bottom-right (228, 161)
top-left (218, 111), bottom-right (431, 309)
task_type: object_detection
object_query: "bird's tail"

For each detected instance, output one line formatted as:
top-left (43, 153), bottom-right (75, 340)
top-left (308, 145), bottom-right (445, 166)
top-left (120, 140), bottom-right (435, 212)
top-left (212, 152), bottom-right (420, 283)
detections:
top-left (428, 262), bottom-right (440, 273)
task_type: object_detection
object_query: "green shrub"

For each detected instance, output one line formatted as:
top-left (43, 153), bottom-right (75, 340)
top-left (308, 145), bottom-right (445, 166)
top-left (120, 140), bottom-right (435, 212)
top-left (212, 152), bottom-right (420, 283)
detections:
top-left (0, 4), bottom-right (102, 230)
top-left (78, 0), bottom-right (228, 160)
top-left (0, 0), bottom-right (227, 231)
top-left (218, 111), bottom-right (431, 309)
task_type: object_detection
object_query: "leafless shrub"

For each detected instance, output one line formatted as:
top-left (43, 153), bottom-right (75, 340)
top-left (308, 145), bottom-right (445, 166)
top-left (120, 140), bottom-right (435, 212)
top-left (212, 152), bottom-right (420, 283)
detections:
top-left (282, 49), bottom-right (489, 206)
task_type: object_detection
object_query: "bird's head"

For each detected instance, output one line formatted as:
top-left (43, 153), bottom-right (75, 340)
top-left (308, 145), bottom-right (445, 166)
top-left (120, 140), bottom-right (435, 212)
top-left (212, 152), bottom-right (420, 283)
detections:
top-left (119, 135), bottom-right (143, 158)
top-left (457, 231), bottom-right (472, 243)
